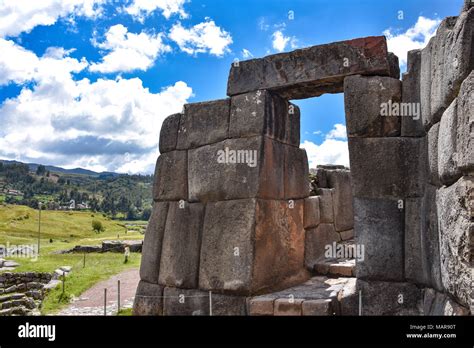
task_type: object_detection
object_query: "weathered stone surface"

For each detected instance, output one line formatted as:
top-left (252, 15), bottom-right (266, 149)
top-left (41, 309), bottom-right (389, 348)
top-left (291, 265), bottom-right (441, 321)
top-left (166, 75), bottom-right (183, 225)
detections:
top-left (423, 288), bottom-right (470, 315)
top-left (163, 287), bottom-right (247, 316)
top-left (402, 49), bottom-right (425, 137)
top-left (229, 90), bottom-right (300, 146)
top-left (199, 199), bottom-right (308, 294)
top-left (177, 99), bottom-right (229, 149)
top-left (349, 137), bottom-right (424, 198)
top-left (158, 202), bottom-right (204, 288)
top-left (302, 299), bottom-right (333, 316)
top-left (427, 122), bottom-right (440, 186)
top-left (159, 113), bottom-right (181, 153)
top-left (339, 279), bottom-right (422, 315)
top-left (404, 198), bottom-right (424, 284)
top-left (139, 202), bottom-right (169, 284)
top-left (339, 229), bottom-right (354, 241)
top-left (248, 297), bottom-right (274, 316)
top-left (305, 223), bottom-right (341, 270)
top-left (420, 38), bottom-right (433, 129)
top-left (438, 99), bottom-right (461, 185)
top-left (354, 197), bottom-right (404, 281)
top-left (227, 36), bottom-right (397, 99)
top-left (326, 170), bottom-right (353, 231)
top-left (274, 298), bottom-right (303, 316)
top-left (316, 188), bottom-right (334, 223)
top-left (188, 136), bottom-right (284, 202)
top-left (153, 150), bottom-right (187, 201)
top-left (464, 0), bottom-right (474, 11)
top-left (457, 71), bottom-right (474, 174)
top-left (133, 280), bottom-right (163, 315)
top-left (437, 176), bottom-right (473, 308)
top-left (421, 184), bottom-right (443, 291)
top-left (388, 52), bottom-right (400, 80)
top-left (344, 75), bottom-right (401, 137)
top-left (284, 146), bottom-right (309, 199)
top-left (304, 196), bottom-right (320, 229)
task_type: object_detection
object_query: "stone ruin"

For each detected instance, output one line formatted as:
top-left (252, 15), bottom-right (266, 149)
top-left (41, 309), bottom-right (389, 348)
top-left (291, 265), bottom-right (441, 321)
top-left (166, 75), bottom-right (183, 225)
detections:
top-left (133, 2), bottom-right (473, 316)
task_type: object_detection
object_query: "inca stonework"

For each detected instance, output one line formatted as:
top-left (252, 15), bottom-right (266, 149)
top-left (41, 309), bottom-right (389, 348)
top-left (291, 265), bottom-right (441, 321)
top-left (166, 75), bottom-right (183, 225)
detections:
top-left (134, 2), bottom-right (473, 316)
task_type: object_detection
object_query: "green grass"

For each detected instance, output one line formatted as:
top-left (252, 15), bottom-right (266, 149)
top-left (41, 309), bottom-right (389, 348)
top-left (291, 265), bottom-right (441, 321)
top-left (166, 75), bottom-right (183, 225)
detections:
top-left (0, 204), bottom-right (145, 314)
top-left (117, 307), bottom-right (133, 316)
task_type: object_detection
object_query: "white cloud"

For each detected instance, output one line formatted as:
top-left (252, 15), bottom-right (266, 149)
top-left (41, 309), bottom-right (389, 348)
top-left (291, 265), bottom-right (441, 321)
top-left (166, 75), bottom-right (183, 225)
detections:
top-left (0, 0), bottom-right (106, 38)
top-left (169, 19), bottom-right (232, 56)
top-left (271, 30), bottom-right (297, 52)
top-left (384, 16), bottom-right (441, 66)
top-left (125, 0), bottom-right (188, 21)
top-left (242, 48), bottom-right (253, 59)
top-left (90, 24), bottom-right (171, 73)
top-left (301, 124), bottom-right (349, 168)
top-left (0, 41), bottom-right (193, 174)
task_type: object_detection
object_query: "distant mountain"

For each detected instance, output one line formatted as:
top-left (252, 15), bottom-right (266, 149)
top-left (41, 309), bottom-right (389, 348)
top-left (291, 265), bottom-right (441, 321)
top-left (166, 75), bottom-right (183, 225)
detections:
top-left (0, 159), bottom-right (120, 177)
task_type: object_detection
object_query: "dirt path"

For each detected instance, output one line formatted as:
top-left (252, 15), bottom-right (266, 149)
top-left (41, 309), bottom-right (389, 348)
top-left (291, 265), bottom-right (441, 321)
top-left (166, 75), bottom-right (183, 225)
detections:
top-left (57, 268), bottom-right (139, 316)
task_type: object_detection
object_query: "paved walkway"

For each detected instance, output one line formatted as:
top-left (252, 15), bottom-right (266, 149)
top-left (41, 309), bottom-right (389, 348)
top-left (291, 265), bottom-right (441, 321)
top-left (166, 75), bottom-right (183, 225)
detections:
top-left (57, 268), bottom-right (139, 316)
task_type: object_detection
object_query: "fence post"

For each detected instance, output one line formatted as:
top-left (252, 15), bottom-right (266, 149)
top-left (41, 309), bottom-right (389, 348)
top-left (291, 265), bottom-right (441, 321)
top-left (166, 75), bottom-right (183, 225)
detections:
top-left (83, 253), bottom-right (86, 268)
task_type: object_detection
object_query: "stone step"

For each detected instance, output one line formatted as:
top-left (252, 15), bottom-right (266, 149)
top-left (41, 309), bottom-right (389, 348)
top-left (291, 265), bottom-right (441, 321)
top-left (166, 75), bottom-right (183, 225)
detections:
top-left (313, 258), bottom-right (356, 277)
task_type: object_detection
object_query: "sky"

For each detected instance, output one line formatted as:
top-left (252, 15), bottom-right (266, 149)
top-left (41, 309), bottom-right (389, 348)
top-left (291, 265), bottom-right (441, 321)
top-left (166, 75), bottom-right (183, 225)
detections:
top-left (0, 0), bottom-right (464, 174)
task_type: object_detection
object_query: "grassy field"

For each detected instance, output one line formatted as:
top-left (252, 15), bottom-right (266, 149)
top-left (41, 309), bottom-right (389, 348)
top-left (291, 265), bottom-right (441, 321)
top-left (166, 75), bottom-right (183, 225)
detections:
top-left (0, 203), bottom-right (146, 314)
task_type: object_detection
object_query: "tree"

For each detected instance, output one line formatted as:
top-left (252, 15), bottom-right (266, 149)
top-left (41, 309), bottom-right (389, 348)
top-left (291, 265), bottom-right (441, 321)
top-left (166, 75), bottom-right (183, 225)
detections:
top-left (92, 220), bottom-right (105, 233)
top-left (36, 165), bottom-right (46, 176)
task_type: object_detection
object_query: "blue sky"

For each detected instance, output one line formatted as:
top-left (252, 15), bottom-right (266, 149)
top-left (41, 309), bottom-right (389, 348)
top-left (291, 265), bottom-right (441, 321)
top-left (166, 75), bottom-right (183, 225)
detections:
top-left (0, 0), bottom-right (463, 173)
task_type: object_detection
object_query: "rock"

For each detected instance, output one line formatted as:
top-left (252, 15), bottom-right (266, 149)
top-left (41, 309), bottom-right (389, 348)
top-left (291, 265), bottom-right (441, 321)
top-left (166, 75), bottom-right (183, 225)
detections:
top-left (423, 288), bottom-right (470, 315)
top-left (438, 99), bottom-right (461, 185)
top-left (284, 146), bottom-right (309, 199)
top-left (437, 176), bottom-right (473, 307)
top-left (248, 297), bottom-right (275, 316)
top-left (314, 168), bottom-right (328, 188)
top-left (426, 122), bottom-right (441, 186)
top-left (349, 137), bottom-right (424, 198)
top-left (153, 150), bottom-right (187, 201)
top-left (302, 299), bottom-right (333, 316)
top-left (159, 113), bottom-right (181, 153)
top-left (274, 298), bottom-right (303, 316)
top-left (316, 188), bottom-right (334, 223)
top-left (304, 223), bottom-right (341, 270)
top-left (464, 0), bottom-right (474, 11)
top-left (388, 52), bottom-right (400, 80)
top-left (420, 38), bottom-right (434, 129)
top-left (339, 229), bottom-right (354, 241)
top-left (304, 196), bottom-right (320, 229)
top-left (404, 198), bottom-right (424, 284)
top-left (188, 136), bottom-right (285, 202)
top-left (133, 280), bottom-right (163, 316)
top-left (139, 202), bottom-right (169, 284)
top-left (158, 202), bottom-right (204, 288)
top-left (326, 170), bottom-right (353, 231)
top-left (177, 99), bottom-right (230, 150)
top-left (354, 197), bottom-right (404, 281)
top-left (3, 260), bottom-right (19, 268)
top-left (421, 184), bottom-right (443, 290)
top-left (199, 198), bottom-right (308, 295)
top-left (456, 72), bottom-right (474, 174)
top-left (227, 36), bottom-right (397, 99)
top-left (229, 90), bottom-right (300, 146)
top-left (401, 49), bottom-right (425, 137)
top-left (344, 75), bottom-right (401, 137)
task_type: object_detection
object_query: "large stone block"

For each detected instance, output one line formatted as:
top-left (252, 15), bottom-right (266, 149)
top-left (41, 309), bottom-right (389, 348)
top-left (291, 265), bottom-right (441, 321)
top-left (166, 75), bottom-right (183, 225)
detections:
top-left (422, 288), bottom-right (470, 316)
top-left (420, 38), bottom-right (433, 129)
top-left (227, 36), bottom-right (398, 99)
top-left (133, 280), bottom-right (163, 315)
top-left (153, 150), bottom-right (187, 201)
top-left (344, 75), bottom-right (401, 137)
top-left (158, 202), bottom-right (204, 288)
top-left (404, 198), bottom-right (424, 284)
top-left (349, 137), bottom-right (425, 198)
top-left (457, 71), bottom-right (474, 174)
top-left (188, 136), bottom-right (284, 202)
top-left (284, 146), bottom-right (309, 199)
top-left (304, 196), bottom-right (320, 229)
top-left (438, 99), bottom-right (461, 185)
top-left (159, 113), bottom-right (181, 153)
top-left (316, 188), bottom-right (334, 223)
top-left (176, 99), bottom-right (230, 149)
top-left (162, 287), bottom-right (247, 316)
top-left (326, 170), bottom-right (354, 232)
top-left (139, 202), bottom-right (169, 284)
top-left (248, 297), bottom-right (275, 316)
top-left (229, 90), bottom-right (300, 146)
top-left (437, 176), bottom-right (474, 308)
top-left (421, 184), bottom-right (443, 291)
top-left (305, 223), bottom-right (341, 270)
top-left (354, 197), bottom-right (404, 281)
top-left (274, 298), bottom-right (303, 316)
top-left (199, 199), bottom-right (308, 295)
top-left (401, 49), bottom-right (425, 137)
top-left (427, 122), bottom-right (441, 186)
